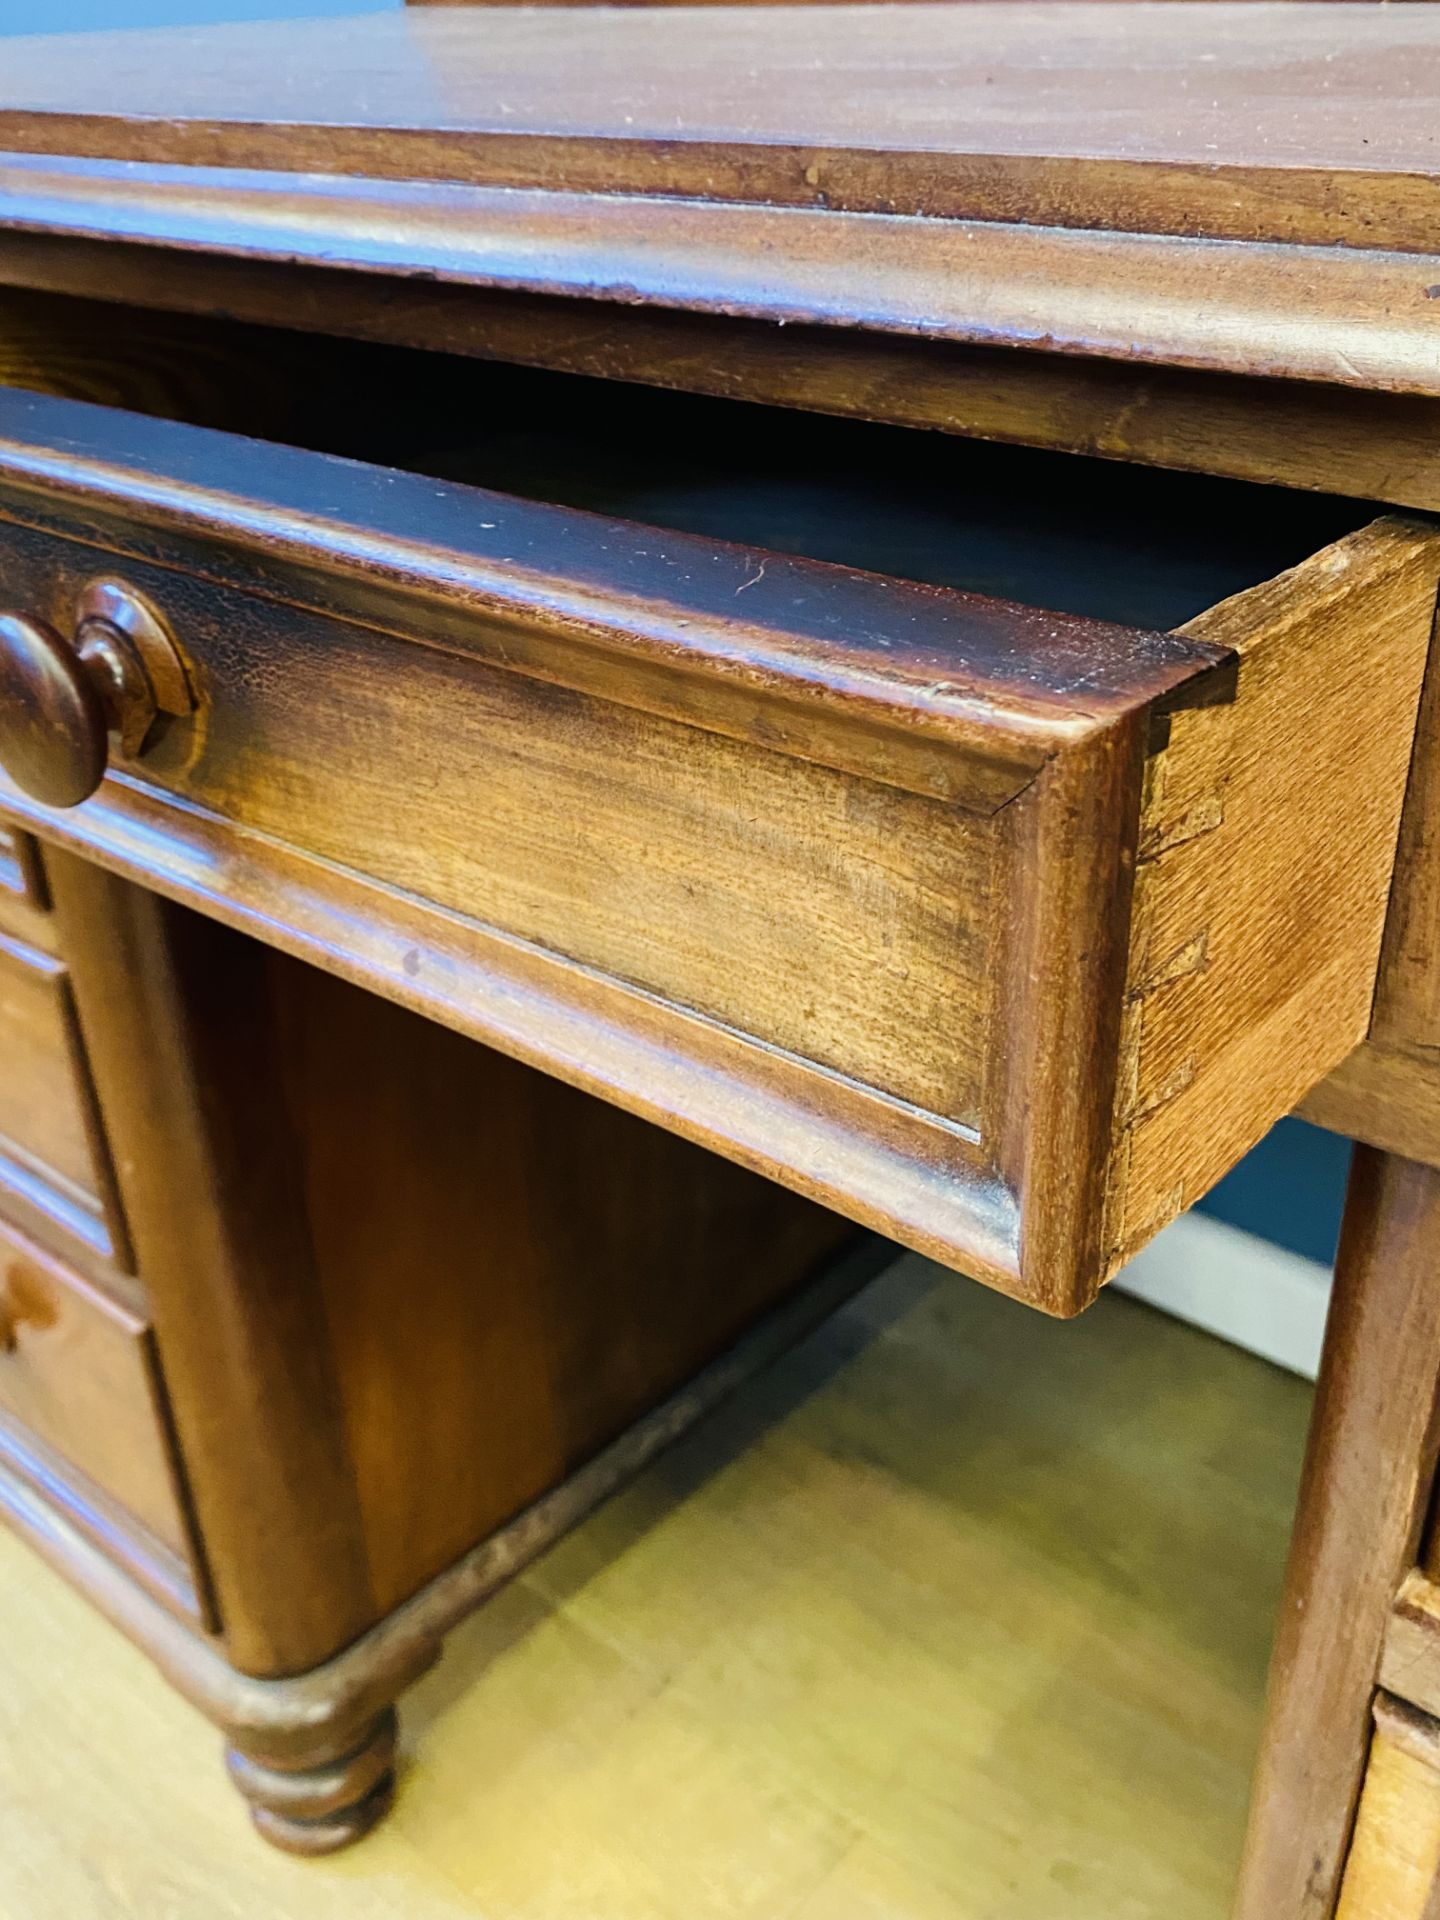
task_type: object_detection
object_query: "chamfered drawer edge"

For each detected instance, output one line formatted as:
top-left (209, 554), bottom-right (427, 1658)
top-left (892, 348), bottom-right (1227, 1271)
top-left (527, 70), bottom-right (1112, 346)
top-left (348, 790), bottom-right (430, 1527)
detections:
top-left (1101, 518), bottom-right (1440, 1279)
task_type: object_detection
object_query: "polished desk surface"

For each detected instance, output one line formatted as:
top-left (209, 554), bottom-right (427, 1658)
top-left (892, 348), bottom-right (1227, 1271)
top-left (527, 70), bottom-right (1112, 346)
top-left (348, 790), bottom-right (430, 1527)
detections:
top-left (0, 6), bottom-right (1434, 391)
top-left (0, 3), bottom-right (1434, 189)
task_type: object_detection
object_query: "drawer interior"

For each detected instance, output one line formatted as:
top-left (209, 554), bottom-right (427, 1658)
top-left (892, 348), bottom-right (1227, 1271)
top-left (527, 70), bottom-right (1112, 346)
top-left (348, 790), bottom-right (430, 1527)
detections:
top-left (0, 286), bottom-right (1379, 624)
top-left (398, 377), bottom-right (1375, 632)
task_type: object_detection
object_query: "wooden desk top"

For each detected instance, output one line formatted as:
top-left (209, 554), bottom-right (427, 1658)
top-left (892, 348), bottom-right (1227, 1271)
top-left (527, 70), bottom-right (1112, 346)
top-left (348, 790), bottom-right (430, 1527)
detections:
top-left (0, 6), bottom-right (1436, 393)
top-left (0, 3), bottom-right (1435, 190)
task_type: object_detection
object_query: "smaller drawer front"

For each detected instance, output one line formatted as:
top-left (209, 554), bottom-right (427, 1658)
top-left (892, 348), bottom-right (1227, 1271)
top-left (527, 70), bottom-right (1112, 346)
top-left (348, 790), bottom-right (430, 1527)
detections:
top-left (0, 1214), bottom-right (187, 1558)
top-left (0, 824), bottom-right (52, 950)
top-left (0, 924), bottom-right (110, 1243)
top-left (0, 817), bottom-right (32, 890)
top-left (0, 824), bottom-right (38, 902)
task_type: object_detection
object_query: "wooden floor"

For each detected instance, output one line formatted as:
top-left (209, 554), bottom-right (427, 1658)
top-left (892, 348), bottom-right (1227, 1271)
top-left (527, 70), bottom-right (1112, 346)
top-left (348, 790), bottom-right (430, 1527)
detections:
top-left (0, 1254), bottom-right (1311, 1920)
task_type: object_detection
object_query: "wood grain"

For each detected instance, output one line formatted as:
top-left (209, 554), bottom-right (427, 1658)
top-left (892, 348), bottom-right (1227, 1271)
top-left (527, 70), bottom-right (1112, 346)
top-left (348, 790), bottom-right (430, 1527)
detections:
top-left (1369, 596), bottom-right (1440, 1054)
top-left (5, 244), bottom-right (1440, 516)
top-left (1109, 522), bottom-right (1440, 1264)
top-left (0, 381), bottom-right (1421, 1306)
top-left (0, 1237), bottom-right (883, 1847)
top-left (1302, 1043), bottom-right (1440, 1174)
top-left (1233, 1150), bottom-right (1440, 1920)
top-left (2, 767), bottom-right (1033, 1301)
top-left (46, 851), bottom-right (372, 1672)
top-left (45, 852), bottom-right (857, 1675)
top-left (0, 389), bottom-right (1218, 805)
top-left (263, 945), bottom-right (855, 1620)
top-left (0, 919), bottom-right (120, 1263)
top-left (1, 5), bottom-right (1437, 244)
top-left (1298, 549), bottom-right (1440, 1162)
top-left (146, 586), bottom-right (1000, 1129)
top-left (0, 381), bottom-right (1229, 1310)
top-left (1381, 1570), bottom-right (1440, 1719)
top-left (0, 8), bottom-right (1437, 392)
top-left (0, 832), bottom-right (54, 957)
top-left (0, 1210), bottom-right (189, 1563)
top-left (0, 152), bottom-right (1433, 396)
top-left (0, 5), bottom-right (1419, 1881)
top-left (1337, 1696), bottom-right (1440, 1920)
top-left (0, 928), bottom-right (95, 1198)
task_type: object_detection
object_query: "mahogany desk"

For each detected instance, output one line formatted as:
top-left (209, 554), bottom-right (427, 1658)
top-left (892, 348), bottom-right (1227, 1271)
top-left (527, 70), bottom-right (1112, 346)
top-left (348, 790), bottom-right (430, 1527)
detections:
top-left (0, 6), bottom-right (1436, 1912)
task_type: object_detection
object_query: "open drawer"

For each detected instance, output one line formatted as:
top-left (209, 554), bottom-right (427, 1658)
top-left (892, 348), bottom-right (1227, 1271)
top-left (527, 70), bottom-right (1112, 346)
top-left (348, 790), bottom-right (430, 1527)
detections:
top-left (0, 375), bottom-right (1430, 1314)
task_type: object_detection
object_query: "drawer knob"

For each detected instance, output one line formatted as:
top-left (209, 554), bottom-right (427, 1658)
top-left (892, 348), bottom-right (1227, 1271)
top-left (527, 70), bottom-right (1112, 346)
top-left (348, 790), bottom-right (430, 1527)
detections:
top-left (0, 581), bottom-right (193, 808)
top-left (0, 1262), bottom-right (54, 1354)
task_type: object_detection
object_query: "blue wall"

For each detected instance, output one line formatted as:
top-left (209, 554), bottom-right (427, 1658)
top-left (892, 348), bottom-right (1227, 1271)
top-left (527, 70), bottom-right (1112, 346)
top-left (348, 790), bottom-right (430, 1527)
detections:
top-left (0, 0), bottom-right (397, 29)
top-left (1196, 1118), bottom-right (1349, 1268)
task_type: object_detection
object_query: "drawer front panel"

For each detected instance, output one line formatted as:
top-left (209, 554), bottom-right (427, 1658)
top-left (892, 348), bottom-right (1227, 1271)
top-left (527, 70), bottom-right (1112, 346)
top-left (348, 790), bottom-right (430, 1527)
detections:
top-left (0, 926), bottom-right (107, 1216)
top-left (0, 823), bottom-right (52, 949)
top-left (0, 389), bottom-right (1431, 1311)
top-left (0, 1213), bottom-right (189, 1559)
top-left (135, 558), bottom-right (999, 1129)
top-left (0, 824), bottom-right (41, 905)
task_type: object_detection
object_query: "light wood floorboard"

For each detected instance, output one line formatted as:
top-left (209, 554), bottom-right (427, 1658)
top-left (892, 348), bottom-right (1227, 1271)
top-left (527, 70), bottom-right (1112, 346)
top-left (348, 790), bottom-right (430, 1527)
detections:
top-left (0, 1255), bottom-right (1311, 1920)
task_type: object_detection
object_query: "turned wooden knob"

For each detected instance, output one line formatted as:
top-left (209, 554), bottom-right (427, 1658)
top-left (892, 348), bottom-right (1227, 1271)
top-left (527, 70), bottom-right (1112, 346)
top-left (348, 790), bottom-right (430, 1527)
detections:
top-left (0, 583), bottom-right (192, 808)
top-left (0, 612), bottom-right (109, 808)
top-left (0, 1263), bottom-right (54, 1355)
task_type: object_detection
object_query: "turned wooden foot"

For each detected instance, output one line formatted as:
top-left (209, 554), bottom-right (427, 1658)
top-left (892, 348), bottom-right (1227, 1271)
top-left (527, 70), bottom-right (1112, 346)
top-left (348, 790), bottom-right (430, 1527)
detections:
top-left (223, 1706), bottom-right (399, 1855)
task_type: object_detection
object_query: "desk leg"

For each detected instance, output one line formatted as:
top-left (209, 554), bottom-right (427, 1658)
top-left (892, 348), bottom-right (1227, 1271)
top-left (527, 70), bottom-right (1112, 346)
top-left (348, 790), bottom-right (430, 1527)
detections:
top-left (223, 1709), bottom-right (399, 1856)
top-left (1233, 1146), bottom-right (1440, 1920)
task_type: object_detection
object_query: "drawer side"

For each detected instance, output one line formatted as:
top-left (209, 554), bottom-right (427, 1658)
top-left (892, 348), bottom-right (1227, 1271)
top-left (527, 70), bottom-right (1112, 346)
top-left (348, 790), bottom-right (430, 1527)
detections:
top-left (1105, 519), bottom-right (1440, 1272)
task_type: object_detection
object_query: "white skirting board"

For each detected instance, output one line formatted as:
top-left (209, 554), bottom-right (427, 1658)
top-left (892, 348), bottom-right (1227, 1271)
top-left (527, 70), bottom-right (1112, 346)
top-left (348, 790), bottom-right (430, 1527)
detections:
top-left (1110, 1211), bottom-right (1333, 1381)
